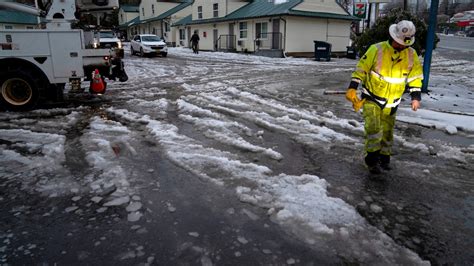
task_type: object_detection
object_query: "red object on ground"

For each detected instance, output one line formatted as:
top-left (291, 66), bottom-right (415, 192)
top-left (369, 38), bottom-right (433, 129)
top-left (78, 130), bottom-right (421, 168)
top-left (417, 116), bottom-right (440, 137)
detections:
top-left (90, 69), bottom-right (105, 94)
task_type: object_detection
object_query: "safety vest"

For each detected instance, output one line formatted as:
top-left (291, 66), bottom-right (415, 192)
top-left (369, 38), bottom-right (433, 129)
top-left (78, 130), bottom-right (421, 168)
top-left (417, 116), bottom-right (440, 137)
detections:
top-left (352, 41), bottom-right (423, 108)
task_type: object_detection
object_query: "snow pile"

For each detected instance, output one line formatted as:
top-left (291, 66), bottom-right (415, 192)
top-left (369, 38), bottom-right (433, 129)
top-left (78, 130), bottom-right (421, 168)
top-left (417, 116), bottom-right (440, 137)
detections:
top-left (105, 108), bottom-right (428, 264)
top-left (397, 108), bottom-right (474, 133)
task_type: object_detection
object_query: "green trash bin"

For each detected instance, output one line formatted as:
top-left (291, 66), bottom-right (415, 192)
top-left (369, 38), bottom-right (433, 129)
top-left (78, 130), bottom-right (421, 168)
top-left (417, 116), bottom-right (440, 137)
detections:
top-left (314, 41), bottom-right (331, 61)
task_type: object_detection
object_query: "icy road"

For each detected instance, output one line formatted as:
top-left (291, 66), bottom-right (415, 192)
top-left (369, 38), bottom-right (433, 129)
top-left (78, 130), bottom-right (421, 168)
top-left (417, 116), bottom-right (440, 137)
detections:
top-left (0, 46), bottom-right (473, 265)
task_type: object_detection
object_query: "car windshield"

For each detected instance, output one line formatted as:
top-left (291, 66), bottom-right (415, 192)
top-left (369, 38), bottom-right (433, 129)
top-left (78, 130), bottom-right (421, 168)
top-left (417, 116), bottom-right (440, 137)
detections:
top-left (141, 36), bottom-right (161, 42)
top-left (100, 31), bottom-right (115, 38)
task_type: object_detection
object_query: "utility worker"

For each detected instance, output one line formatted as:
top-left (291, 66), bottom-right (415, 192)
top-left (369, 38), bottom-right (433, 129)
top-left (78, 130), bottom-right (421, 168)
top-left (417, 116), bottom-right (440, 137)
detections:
top-left (346, 20), bottom-right (423, 174)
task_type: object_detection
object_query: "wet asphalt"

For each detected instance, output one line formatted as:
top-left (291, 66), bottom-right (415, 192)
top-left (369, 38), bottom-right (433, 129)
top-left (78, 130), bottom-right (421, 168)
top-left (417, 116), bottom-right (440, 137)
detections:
top-left (1, 48), bottom-right (473, 265)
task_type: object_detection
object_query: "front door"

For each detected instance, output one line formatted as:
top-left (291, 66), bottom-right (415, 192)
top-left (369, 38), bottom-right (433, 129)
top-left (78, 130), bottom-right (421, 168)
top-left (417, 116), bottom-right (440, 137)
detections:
top-left (229, 23), bottom-right (235, 50)
top-left (213, 29), bottom-right (218, 51)
top-left (272, 19), bottom-right (280, 49)
top-left (187, 27), bottom-right (191, 48)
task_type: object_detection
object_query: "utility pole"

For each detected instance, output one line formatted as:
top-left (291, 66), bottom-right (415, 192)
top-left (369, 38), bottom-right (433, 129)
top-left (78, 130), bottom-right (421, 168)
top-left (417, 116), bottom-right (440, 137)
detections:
top-left (367, 3), bottom-right (372, 29)
top-left (403, 0), bottom-right (408, 10)
top-left (422, 0), bottom-right (440, 93)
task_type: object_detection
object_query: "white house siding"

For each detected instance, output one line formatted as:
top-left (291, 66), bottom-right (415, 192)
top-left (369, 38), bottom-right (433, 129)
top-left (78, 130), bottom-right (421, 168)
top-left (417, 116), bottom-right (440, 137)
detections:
top-left (188, 24), bottom-right (218, 50)
top-left (326, 19), bottom-right (350, 52)
top-left (193, 0), bottom-right (249, 20)
top-left (285, 16), bottom-right (350, 53)
top-left (285, 17), bottom-right (326, 53)
top-left (118, 10), bottom-right (138, 25)
top-left (139, 0), bottom-right (161, 20)
top-left (148, 21), bottom-right (163, 36)
top-left (166, 6), bottom-right (192, 46)
top-left (292, 0), bottom-right (347, 15)
top-left (173, 25), bottom-right (187, 47)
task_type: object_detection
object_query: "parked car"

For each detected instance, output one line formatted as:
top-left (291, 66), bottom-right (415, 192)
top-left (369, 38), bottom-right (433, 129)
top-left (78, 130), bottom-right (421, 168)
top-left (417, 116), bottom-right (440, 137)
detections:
top-left (454, 31), bottom-right (466, 37)
top-left (130, 34), bottom-right (168, 57)
top-left (467, 28), bottom-right (474, 37)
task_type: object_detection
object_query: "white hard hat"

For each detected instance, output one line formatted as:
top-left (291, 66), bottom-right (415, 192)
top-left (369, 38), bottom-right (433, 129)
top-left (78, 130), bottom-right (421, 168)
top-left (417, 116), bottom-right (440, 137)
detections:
top-left (389, 20), bottom-right (416, 46)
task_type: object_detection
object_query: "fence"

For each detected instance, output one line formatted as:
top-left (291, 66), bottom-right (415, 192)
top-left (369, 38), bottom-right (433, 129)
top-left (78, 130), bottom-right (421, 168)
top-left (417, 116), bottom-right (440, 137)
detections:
top-left (217, 35), bottom-right (236, 51)
top-left (254, 32), bottom-right (283, 51)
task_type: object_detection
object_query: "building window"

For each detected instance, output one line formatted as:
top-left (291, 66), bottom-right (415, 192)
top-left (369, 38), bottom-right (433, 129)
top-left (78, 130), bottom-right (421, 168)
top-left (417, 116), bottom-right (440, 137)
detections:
top-left (179, 29), bottom-right (185, 40)
top-left (256, 22), bottom-right (268, 38)
top-left (197, 6), bottom-right (202, 19)
top-left (213, 3), bottom-right (218, 18)
top-left (142, 8), bottom-right (145, 16)
top-left (26, 26), bottom-right (34, 29)
top-left (152, 4), bottom-right (155, 14)
top-left (239, 22), bottom-right (247, 38)
top-left (4, 25), bottom-right (13, 29)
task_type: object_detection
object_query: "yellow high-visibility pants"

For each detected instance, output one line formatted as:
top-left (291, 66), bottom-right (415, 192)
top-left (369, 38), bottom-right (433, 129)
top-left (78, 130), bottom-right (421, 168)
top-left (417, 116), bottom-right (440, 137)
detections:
top-left (362, 101), bottom-right (396, 156)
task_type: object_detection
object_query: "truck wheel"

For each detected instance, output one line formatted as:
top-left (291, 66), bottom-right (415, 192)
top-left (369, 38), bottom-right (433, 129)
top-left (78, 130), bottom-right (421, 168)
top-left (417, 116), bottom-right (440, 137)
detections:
top-left (0, 70), bottom-right (39, 111)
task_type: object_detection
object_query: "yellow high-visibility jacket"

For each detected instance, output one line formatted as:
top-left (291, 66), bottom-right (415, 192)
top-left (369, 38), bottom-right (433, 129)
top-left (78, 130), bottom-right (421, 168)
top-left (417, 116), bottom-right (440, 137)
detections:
top-left (352, 41), bottom-right (423, 108)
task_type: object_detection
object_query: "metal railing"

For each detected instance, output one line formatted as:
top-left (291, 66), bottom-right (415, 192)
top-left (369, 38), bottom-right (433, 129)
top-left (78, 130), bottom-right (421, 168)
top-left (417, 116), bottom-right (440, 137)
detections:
top-left (254, 32), bottom-right (283, 51)
top-left (217, 34), bottom-right (236, 51)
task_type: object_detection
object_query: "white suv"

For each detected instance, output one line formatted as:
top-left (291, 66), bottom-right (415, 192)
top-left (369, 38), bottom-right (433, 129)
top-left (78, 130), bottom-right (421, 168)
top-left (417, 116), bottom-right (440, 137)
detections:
top-left (131, 34), bottom-right (168, 57)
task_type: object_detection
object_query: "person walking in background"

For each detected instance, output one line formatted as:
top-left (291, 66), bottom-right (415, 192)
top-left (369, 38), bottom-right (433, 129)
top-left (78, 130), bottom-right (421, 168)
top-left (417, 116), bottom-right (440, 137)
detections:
top-left (345, 20), bottom-right (424, 174)
top-left (190, 30), bottom-right (200, 54)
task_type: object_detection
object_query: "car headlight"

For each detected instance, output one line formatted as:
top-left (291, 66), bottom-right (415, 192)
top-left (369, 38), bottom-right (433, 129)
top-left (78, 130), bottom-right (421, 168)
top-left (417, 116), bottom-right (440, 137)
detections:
top-left (117, 41), bottom-right (122, 49)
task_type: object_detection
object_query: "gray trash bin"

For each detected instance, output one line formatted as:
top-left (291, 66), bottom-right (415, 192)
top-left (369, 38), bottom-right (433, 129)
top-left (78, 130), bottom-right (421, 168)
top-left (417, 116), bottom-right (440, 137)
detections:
top-left (314, 41), bottom-right (331, 61)
top-left (346, 46), bottom-right (356, 59)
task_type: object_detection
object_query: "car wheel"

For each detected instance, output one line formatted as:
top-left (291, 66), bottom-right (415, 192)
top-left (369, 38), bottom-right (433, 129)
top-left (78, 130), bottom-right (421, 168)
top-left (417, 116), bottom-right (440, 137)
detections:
top-left (161, 52), bottom-right (167, 57)
top-left (140, 48), bottom-right (145, 57)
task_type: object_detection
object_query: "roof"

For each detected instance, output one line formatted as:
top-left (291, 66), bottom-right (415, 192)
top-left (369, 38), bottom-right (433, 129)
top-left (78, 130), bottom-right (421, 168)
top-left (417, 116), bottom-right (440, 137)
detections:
top-left (120, 5), bottom-right (139, 13)
top-left (173, 0), bottom-right (358, 26)
top-left (139, 0), bottom-right (192, 25)
top-left (0, 10), bottom-right (39, 25)
top-left (173, 14), bottom-right (192, 26)
top-left (118, 16), bottom-right (140, 28)
top-left (226, 0), bottom-right (303, 20)
top-left (287, 10), bottom-right (358, 21)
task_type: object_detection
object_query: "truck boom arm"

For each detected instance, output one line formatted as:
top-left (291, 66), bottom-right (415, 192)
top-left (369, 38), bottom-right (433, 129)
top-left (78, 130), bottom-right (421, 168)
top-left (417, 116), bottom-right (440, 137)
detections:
top-left (0, 2), bottom-right (46, 17)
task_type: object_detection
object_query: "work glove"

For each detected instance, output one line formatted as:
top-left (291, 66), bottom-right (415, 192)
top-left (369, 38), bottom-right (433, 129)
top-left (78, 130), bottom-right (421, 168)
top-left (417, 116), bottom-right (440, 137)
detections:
top-left (345, 88), bottom-right (366, 112)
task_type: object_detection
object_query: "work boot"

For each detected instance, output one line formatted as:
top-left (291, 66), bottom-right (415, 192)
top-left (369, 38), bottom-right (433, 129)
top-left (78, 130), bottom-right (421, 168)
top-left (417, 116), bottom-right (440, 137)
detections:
top-left (365, 151), bottom-right (382, 174)
top-left (379, 154), bottom-right (392, 171)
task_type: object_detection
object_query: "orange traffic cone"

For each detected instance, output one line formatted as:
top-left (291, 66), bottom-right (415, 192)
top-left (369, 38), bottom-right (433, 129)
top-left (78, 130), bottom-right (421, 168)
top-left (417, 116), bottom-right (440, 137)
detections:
top-left (90, 69), bottom-right (106, 94)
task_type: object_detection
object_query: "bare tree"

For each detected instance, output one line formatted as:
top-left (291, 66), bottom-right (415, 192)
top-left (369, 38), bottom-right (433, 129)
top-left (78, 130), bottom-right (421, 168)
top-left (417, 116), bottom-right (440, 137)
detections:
top-left (382, 1), bottom-right (404, 12)
top-left (338, 0), bottom-right (352, 13)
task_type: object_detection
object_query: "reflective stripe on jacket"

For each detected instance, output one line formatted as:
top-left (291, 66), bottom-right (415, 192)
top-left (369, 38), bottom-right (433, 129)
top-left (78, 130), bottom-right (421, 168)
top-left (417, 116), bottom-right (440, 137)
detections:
top-left (352, 41), bottom-right (423, 108)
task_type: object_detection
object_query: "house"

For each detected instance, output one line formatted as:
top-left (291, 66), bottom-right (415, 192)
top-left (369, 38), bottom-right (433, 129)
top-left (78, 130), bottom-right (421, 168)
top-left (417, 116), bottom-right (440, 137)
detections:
top-left (172, 0), bottom-right (357, 57)
top-left (0, 9), bottom-right (39, 30)
top-left (117, 5), bottom-right (140, 40)
top-left (136, 0), bottom-right (192, 46)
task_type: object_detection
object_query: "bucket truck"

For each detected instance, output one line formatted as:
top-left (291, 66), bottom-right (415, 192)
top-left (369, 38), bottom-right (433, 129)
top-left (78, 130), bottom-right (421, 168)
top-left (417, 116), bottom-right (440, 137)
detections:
top-left (0, 0), bottom-right (128, 111)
